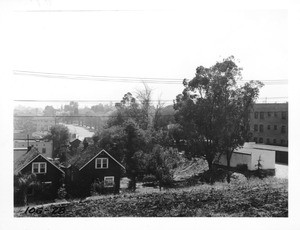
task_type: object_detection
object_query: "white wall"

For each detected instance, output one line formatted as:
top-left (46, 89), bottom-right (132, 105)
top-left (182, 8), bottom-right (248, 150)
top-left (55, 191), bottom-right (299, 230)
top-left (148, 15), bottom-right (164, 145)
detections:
top-left (215, 148), bottom-right (275, 171)
top-left (216, 152), bottom-right (252, 169)
top-left (251, 150), bottom-right (275, 170)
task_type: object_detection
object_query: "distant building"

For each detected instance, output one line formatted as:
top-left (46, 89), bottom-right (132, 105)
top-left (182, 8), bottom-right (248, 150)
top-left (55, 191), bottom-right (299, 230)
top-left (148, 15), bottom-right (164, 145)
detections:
top-left (33, 117), bottom-right (55, 131)
top-left (13, 148), bottom-right (28, 161)
top-left (249, 103), bottom-right (288, 146)
top-left (14, 139), bottom-right (53, 159)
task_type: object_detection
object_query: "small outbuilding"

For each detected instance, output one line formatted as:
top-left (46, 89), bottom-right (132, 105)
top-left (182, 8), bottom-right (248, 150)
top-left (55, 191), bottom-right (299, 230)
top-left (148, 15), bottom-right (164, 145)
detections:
top-left (215, 142), bottom-right (275, 173)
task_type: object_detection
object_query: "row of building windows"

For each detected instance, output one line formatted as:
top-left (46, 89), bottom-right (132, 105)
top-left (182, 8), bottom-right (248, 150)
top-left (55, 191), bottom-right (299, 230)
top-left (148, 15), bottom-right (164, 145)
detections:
top-left (253, 137), bottom-right (287, 145)
top-left (253, 124), bottom-right (286, 133)
top-left (254, 111), bottom-right (287, 120)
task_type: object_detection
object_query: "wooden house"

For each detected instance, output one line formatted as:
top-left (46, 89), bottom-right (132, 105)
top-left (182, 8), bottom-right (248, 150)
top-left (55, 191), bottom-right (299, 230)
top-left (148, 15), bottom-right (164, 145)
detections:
top-left (67, 146), bottom-right (125, 196)
top-left (14, 147), bottom-right (65, 200)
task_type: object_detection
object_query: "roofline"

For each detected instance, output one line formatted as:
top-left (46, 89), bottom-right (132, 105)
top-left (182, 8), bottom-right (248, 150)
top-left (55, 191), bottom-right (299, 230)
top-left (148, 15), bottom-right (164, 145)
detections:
top-left (16, 153), bottom-right (65, 174)
top-left (79, 149), bottom-right (125, 171)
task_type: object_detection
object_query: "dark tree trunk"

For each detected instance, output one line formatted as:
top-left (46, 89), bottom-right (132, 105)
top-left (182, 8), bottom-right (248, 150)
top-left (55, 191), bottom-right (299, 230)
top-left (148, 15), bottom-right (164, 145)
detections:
top-left (226, 159), bottom-right (231, 183)
top-left (226, 149), bottom-right (233, 183)
top-left (131, 176), bottom-right (136, 191)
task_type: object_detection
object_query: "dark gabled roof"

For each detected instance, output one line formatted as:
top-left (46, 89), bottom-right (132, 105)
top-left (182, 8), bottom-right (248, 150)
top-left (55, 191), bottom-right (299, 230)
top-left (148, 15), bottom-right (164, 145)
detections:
top-left (68, 146), bottom-right (125, 170)
top-left (14, 147), bottom-right (38, 174)
top-left (70, 138), bottom-right (81, 144)
top-left (14, 147), bottom-right (65, 175)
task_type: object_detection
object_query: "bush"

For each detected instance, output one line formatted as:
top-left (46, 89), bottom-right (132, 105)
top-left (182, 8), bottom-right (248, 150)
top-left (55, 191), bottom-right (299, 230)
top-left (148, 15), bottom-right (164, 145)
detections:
top-left (198, 168), bottom-right (228, 183)
top-left (128, 179), bottom-right (137, 190)
top-left (143, 174), bottom-right (157, 183)
top-left (90, 180), bottom-right (105, 195)
top-left (236, 164), bottom-right (248, 173)
top-left (142, 174), bottom-right (158, 187)
top-left (58, 184), bottom-right (67, 199)
top-left (161, 174), bottom-right (174, 188)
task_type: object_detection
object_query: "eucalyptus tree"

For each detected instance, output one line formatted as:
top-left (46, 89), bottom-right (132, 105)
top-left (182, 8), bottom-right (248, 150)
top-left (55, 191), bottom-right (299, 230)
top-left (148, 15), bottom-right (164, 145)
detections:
top-left (174, 56), bottom-right (263, 179)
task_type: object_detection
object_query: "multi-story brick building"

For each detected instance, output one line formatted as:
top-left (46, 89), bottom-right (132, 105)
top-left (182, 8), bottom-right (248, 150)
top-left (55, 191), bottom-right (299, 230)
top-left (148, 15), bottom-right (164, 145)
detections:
top-left (249, 103), bottom-right (288, 146)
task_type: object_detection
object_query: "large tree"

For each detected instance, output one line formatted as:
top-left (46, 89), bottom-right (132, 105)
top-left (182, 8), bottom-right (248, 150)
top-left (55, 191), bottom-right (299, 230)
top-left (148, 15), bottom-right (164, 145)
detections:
top-left (43, 105), bottom-right (56, 116)
top-left (45, 124), bottom-right (70, 158)
top-left (174, 56), bottom-right (263, 177)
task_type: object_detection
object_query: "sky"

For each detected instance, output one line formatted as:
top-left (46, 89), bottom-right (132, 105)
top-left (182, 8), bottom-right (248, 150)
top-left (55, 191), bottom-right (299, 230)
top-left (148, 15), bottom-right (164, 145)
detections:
top-left (7, 0), bottom-right (288, 109)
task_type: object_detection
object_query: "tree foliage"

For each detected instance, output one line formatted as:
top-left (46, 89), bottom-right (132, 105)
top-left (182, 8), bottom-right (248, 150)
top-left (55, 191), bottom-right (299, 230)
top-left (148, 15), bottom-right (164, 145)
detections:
top-left (174, 56), bottom-right (263, 175)
top-left (43, 105), bottom-right (56, 116)
top-left (45, 124), bottom-right (70, 158)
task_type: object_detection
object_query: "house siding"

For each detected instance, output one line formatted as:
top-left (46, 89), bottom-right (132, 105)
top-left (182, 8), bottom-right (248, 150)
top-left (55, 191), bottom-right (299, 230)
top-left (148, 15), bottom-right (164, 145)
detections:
top-left (78, 151), bottom-right (122, 195)
top-left (20, 155), bottom-right (64, 197)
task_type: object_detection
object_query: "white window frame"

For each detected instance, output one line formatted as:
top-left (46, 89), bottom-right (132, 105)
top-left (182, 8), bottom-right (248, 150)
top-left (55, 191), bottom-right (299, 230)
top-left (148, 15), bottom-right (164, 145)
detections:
top-left (95, 158), bottom-right (108, 169)
top-left (104, 176), bottom-right (115, 188)
top-left (32, 162), bottom-right (47, 174)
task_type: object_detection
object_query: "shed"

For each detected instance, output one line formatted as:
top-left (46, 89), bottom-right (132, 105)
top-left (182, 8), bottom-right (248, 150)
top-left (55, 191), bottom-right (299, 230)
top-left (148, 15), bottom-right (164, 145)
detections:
top-left (215, 143), bottom-right (275, 171)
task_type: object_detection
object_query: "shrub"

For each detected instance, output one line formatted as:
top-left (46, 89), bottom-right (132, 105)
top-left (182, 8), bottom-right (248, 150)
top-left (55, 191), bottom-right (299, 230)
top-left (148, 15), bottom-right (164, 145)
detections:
top-left (236, 164), bottom-right (248, 172)
top-left (161, 174), bottom-right (174, 188)
top-left (143, 174), bottom-right (157, 183)
top-left (90, 180), bottom-right (105, 195)
top-left (57, 184), bottom-right (67, 199)
top-left (142, 174), bottom-right (158, 187)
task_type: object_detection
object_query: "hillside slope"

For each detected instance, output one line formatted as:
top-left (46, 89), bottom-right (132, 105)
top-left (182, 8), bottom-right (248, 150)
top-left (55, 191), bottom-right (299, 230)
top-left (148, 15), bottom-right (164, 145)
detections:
top-left (15, 177), bottom-right (288, 217)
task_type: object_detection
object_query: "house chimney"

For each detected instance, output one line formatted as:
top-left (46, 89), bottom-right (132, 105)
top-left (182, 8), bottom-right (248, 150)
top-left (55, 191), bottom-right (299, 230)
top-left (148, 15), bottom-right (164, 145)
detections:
top-left (27, 145), bottom-right (33, 152)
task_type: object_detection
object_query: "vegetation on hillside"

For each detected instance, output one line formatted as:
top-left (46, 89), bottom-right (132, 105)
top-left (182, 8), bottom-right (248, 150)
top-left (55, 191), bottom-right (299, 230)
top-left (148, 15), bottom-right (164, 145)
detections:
top-left (15, 177), bottom-right (287, 217)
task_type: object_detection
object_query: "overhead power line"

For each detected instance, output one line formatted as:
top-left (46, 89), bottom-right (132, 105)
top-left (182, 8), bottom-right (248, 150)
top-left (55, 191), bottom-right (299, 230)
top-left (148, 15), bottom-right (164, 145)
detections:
top-left (13, 70), bottom-right (288, 85)
top-left (15, 9), bottom-right (156, 13)
top-left (13, 97), bottom-right (288, 103)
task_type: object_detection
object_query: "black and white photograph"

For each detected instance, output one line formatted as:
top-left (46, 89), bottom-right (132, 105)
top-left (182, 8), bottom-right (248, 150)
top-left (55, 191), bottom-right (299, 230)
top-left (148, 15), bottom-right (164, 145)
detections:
top-left (0, 0), bottom-right (299, 229)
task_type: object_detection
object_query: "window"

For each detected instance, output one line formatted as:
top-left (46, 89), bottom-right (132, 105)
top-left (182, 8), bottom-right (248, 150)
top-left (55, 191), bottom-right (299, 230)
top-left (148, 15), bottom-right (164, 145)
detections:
top-left (32, 162), bottom-right (47, 174)
top-left (259, 124), bottom-right (264, 132)
top-left (281, 139), bottom-right (285, 145)
top-left (267, 112), bottom-right (271, 117)
top-left (42, 148), bottom-right (46, 154)
top-left (95, 158), bottom-right (108, 169)
top-left (282, 112), bottom-right (287, 120)
top-left (253, 137), bottom-right (257, 143)
top-left (259, 137), bottom-right (263, 143)
top-left (260, 112), bottom-right (264, 119)
top-left (104, 176), bottom-right (115, 187)
top-left (281, 126), bottom-right (286, 134)
top-left (254, 112), bottom-right (258, 119)
top-left (274, 112), bottom-right (278, 118)
top-left (273, 139), bottom-right (277, 144)
top-left (254, 124), bottom-right (258, 132)
top-left (274, 125), bottom-right (277, 130)
top-left (267, 138), bottom-right (270, 144)
top-left (267, 125), bottom-right (271, 130)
